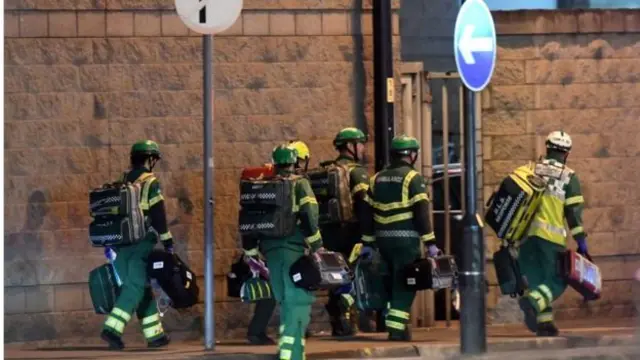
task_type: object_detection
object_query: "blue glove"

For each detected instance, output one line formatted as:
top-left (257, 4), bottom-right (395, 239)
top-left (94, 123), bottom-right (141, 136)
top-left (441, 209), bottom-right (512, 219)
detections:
top-left (360, 246), bottom-right (374, 260)
top-left (427, 244), bottom-right (440, 258)
top-left (576, 236), bottom-right (588, 255)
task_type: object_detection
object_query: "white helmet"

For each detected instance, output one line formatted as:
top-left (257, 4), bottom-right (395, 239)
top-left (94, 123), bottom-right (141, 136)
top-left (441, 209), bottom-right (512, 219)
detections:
top-left (546, 131), bottom-right (572, 152)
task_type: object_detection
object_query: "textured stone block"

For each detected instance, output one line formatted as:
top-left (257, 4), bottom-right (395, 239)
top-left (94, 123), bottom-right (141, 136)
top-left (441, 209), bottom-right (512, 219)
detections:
top-left (296, 13), bottom-right (322, 35)
top-left (322, 12), bottom-right (348, 35)
top-left (78, 12), bottom-right (106, 37)
top-left (54, 283), bottom-right (86, 311)
top-left (19, 12), bottom-right (48, 37)
top-left (161, 11), bottom-right (189, 36)
top-left (488, 85), bottom-right (536, 110)
top-left (5, 66), bottom-right (79, 93)
top-left (5, 11), bottom-right (20, 37)
top-left (243, 12), bottom-right (269, 35)
top-left (269, 13), bottom-right (295, 35)
top-left (492, 60), bottom-right (525, 85)
top-left (106, 11), bottom-right (134, 37)
top-left (49, 11), bottom-right (77, 37)
top-left (24, 285), bottom-right (55, 313)
top-left (134, 12), bottom-right (161, 36)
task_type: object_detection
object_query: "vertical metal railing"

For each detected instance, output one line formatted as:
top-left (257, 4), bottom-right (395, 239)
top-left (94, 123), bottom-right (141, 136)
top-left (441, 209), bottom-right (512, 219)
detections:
top-left (399, 67), bottom-right (482, 329)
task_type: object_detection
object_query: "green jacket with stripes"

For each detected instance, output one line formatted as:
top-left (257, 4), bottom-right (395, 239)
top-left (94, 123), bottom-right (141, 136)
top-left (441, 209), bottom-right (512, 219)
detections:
top-left (364, 160), bottom-right (435, 248)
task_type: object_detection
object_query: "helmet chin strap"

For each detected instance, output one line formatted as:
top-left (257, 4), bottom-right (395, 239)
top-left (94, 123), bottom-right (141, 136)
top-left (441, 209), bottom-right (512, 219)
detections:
top-left (410, 152), bottom-right (418, 166)
top-left (147, 157), bottom-right (158, 171)
top-left (347, 142), bottom-right (359, 162)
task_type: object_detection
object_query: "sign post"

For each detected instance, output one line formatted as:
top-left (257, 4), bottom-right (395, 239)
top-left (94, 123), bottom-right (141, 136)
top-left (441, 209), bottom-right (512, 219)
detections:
top-left (174, 0), bottom-right (243, 351)
top-left (453, 0), bottom-right (496, 355)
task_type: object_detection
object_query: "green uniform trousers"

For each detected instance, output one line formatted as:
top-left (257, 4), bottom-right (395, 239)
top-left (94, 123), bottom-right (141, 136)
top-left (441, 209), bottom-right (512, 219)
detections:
top-left (248, 298), bottom-right (276, 337)
top-left (378, 241), bottom-right (421, 335)
top-left (517, 236), bottom-right (568, 324)
top-left (265, 248), bottom-right (315, 360)
top-left (102, 237), bottom-right (165, 342)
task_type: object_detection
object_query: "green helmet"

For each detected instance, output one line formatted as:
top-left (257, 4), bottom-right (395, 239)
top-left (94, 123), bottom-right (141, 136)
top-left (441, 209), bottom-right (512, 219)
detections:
top-left (390, 135), bottom-right (420, 154)
top-left (333, 127), bottom-right (368, 147)
top-left (272, 144), bottom-right (298, 165)
top-left (130, 140), bottom-right (161, 158)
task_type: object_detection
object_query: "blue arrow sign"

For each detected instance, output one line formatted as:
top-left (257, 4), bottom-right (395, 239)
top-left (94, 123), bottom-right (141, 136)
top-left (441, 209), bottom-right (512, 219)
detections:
top-left (454, 0), bottom-right (497, 92)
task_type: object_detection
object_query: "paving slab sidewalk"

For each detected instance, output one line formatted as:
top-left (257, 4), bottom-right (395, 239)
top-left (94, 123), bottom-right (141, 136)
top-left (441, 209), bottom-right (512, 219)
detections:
top-left (5, 319), bottom-right (638, 360)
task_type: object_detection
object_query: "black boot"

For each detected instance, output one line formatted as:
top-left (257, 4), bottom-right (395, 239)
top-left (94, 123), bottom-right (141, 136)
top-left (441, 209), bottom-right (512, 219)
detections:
top-left (388, 326), bottom-right (411, 342)
top-left (247, 333), bottom-right (276, 345)
top-left (536, 322), bottom-right (559, 337)
top-left (375, 310), bottom-right (387, 333)
top-left (148, 334), bottom-right (171, 348)
top-left (518, 297), bottom-right (538, 333)
top-left (101, 329), bottom-right (125, 350)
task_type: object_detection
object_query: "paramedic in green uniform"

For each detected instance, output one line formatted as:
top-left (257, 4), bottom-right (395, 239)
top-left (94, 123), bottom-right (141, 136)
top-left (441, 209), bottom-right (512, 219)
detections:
top-left (245, 140), bottom-right (312, 345)
top-left (319, 127), bottom-right (374, 336)
top-left (101, 140), bottom-right (173, 349)
top-left (243, 145), bottom-right (324, 360)
top-left (364, 135), bottom-right (439, 341)
top-left (518, 131), bottom-right (589, 337)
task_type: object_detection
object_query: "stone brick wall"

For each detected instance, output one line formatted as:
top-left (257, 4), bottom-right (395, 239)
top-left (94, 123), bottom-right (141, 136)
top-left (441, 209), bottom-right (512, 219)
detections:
top-left (4, 0), bottom-right (402, 343)
top-left (484, 10), bottom-right (640, 322)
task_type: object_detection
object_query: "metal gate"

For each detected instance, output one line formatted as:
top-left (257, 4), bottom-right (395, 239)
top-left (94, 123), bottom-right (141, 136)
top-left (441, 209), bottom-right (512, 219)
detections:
top-left (399, 63), bottom-right (483, 328)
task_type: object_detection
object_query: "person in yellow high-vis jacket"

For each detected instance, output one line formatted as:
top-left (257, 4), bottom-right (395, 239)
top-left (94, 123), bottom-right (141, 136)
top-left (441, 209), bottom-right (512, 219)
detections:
top-left (517, 131), bottom-right (589, 337)
top-left (101, 140), bottom-right (172, 349)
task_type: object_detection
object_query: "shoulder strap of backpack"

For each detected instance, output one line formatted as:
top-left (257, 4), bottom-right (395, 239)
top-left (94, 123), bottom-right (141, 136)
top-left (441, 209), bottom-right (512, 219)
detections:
top-left (134, 173), bottom-right (157, 211)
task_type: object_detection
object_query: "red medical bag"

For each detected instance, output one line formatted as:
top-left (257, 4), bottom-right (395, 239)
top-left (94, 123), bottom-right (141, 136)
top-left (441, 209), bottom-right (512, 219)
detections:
top-left (558, 250), bottom-right (601, 301)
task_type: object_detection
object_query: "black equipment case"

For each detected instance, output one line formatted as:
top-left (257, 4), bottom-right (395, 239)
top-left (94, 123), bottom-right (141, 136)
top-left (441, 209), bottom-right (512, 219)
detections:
top-left (403, 255), bottom-right (458, 291)
top-left (147, 250), bottom-right (199, 309)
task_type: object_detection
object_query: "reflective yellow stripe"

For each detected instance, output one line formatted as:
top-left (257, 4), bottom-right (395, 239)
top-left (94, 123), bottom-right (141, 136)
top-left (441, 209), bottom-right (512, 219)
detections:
top-left (299, 196), bottom-right (317, 207)
top-left (159, 231), bottom-right (172, 241)
top-left (112, 307), bottom-right (131, 322)
top-left (141, 314), bottom-right (160, 325)
top-left (528, 290), bottom-right (547, 312)
top-left (279, 325), bottom-right (285, 334)
top-left (352, 182), bottom-right (369, 195)
top-left (361, 234), bottom-right (375, 243)
top-left (136, 174), bottom-right (156, 210)
top-left (342, 294), bottom-right (354, 307)
top-left (250, 284), bottom-right (256, 300)
top-left (148, 194), bottom-right (164, 207)
top-left (371, 171), bottom-right (429, 211)
top-left (401, 171), bottom-right (418, 203)
top-left (142, 323), bottom-right (164, 339)
top-left (266, 282), bottom-right (271, 298)
top-left (385, 320), bottom-right (405, 330)
top-left (565, 195), bottom-right (584, 206)
top-left (244, 248), bottom-right (259, 256)
top-left (537, 313), bottom-right (554, 323)
top-left (388, 309), bottom-right (410, 320)
top-left (363, 193), bottom-right (374, 205)
top-left (369, 173), bottom-right (379, 194)
top-left (570, 226), bottom-right (584, 236)
top-left (301, 339), bottom-right (306, 347)
top-left (280, 336), bottom-right (295, 345)
top-left (304, 230), bottom-right (321, 244)
top-left (105, 316), bottom-right (126, 334)
top-left (280, 349), bottom-right (292, 360)
top-left (420, 232), bottom-right (435, 242)
top-left (538, 284), bottom-right (553, 302)
top-left (373, 212), bottom-right (413, 224)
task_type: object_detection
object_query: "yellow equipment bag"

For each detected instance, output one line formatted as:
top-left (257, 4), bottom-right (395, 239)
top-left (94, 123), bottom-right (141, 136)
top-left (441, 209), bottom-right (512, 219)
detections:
top-left (484, 163), bottom-right (546, 244)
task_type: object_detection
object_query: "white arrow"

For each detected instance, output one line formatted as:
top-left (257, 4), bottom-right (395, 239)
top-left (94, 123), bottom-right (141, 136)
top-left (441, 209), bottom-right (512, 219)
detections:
top-left (458, 24), bottom-right (494, 65)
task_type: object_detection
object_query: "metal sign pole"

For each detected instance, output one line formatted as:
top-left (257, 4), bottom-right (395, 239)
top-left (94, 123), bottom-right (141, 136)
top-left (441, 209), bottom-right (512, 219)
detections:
top-left (454, 0), bottom-right (494, 354)
top-left (460, 88), bottom-right (486, 354)
top-left (203, 33), bottom-right (216, 351)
